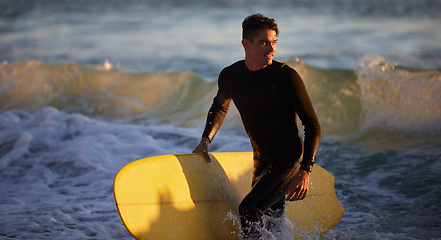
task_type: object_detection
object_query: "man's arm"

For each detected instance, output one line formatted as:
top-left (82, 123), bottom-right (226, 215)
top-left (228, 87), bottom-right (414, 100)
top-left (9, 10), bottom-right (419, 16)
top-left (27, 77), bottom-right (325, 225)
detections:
top-left (281, 67), bottom-right (321, 201)
top-left (192, 71), bottom-right (232, 162)
top-left (284, 68), bottom-right (321, 172)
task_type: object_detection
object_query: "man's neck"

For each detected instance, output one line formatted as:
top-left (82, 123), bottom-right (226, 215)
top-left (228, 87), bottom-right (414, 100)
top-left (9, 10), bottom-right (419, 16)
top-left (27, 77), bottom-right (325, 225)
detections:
top-left (244, 59), bottom-right (271, 71)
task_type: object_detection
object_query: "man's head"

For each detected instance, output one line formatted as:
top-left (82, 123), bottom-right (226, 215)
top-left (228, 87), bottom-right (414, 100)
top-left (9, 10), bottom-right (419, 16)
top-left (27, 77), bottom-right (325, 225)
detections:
top-left (242, 13), bottom-right (279, 42)
top-left (241, 14), bottom-right (279, 71)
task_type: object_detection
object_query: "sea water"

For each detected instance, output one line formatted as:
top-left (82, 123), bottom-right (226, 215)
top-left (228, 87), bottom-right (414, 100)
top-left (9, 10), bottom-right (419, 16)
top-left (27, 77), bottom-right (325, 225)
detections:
top-left (1, 0), bottom-right (441, 239)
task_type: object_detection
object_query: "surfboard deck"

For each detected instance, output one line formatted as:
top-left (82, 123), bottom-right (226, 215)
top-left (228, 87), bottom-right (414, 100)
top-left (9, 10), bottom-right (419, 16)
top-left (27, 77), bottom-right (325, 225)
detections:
top-left (113, 152), bottom-right (344, 239)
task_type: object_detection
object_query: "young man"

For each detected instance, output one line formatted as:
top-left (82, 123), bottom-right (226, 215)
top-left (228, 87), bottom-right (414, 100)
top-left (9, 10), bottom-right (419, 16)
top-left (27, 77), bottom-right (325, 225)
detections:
top-left (193, 14), bottom-right (321, 238)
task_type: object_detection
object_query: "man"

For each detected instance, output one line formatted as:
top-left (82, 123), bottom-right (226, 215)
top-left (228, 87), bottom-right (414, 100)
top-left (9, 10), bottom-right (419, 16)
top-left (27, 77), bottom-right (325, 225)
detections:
top-left (193, 13), bottom-right (321, 239)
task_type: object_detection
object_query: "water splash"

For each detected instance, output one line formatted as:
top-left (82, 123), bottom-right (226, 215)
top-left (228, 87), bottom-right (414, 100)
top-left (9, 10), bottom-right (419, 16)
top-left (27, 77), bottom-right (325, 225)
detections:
top-left (356, 57), bottom-right (441, 135)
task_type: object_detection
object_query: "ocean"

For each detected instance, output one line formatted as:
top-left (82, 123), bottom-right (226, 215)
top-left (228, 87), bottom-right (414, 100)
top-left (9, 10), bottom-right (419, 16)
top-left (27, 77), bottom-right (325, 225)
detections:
top-left (1, 0), bottom-right (440, 239)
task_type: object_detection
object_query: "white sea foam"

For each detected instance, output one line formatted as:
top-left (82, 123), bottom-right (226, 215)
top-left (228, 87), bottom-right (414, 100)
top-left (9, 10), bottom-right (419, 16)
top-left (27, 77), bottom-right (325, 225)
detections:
top-left (0, 107), bottom-right (198, 239)
top-left (357, 57), bottom-right (441, 135)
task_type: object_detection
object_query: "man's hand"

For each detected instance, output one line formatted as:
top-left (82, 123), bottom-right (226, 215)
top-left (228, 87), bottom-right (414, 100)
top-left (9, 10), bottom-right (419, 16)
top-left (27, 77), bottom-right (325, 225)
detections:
top-left (285, 169), bottom-right (310, 201)
top-left (192, 137), bottom-right (211, 162)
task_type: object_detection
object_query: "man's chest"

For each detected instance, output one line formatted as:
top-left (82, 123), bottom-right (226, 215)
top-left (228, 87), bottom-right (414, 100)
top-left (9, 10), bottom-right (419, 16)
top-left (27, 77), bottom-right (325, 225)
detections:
top-left (227, 77), bottom-right (283, 118)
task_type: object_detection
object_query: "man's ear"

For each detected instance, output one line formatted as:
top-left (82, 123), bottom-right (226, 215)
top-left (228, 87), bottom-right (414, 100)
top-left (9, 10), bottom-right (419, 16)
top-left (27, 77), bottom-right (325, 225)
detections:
top-left (242, 39), bottom-right (250, 50)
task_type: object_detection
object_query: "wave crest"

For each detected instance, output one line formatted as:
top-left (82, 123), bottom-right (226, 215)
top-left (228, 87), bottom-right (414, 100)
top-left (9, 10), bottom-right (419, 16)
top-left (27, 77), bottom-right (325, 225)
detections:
top-left (2, 60), bottom-right (440, 136)
top-left (356, 57), bottom-right (441, 135)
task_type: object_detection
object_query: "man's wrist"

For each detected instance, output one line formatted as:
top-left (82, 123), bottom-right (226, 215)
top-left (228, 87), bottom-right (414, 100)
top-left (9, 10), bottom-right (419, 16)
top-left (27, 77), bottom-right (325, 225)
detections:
top-left (201, 134), bottom-right (212, 143)
top-left (201, 137), bottom-right (211, 146)
top-left (300, 162), bottom-right (314, 172)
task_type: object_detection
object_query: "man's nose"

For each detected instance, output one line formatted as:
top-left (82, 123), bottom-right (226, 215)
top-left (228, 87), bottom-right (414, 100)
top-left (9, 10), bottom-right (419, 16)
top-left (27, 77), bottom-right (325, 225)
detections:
top-left (268, 43), bottom-right (276, 52)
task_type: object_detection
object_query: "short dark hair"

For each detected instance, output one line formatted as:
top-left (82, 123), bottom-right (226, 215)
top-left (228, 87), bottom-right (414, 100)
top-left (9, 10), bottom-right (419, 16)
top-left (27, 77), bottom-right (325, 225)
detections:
top-left (242, 13), bottom-right (279, 41)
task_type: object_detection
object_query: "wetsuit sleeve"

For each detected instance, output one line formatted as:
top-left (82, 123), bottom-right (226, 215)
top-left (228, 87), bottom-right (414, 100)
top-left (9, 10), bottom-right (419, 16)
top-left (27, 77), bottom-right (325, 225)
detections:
top-left (280, 68), bottom-right (321, 172)
top-left (201, 69), bottom-right (232, 143)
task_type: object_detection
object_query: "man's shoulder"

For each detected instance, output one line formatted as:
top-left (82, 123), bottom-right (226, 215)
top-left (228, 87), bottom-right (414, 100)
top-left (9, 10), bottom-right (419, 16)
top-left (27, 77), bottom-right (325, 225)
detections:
top-left (272, 60), bottom-right (296, 73)
top-left (218, 60), bottom-right (245, 82)
top-left (272, 60), bottom-right (285, 68)
top-left (222, 60), bottom-right (245, 72)
top-left (271, 61), bottom-right (300, 79)
top-left (275, 61), bottom-right (304, 90)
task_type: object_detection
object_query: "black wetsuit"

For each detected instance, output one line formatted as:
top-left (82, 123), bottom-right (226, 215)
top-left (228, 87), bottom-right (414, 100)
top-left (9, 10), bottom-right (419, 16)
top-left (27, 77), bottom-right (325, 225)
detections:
top-left (202, 60), bottom-right (321, 238)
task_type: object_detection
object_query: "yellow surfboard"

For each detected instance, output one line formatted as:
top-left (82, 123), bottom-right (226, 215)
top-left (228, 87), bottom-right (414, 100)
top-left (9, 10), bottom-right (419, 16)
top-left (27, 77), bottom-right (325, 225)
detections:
top-left (113, 152), bottom-right (344, 239)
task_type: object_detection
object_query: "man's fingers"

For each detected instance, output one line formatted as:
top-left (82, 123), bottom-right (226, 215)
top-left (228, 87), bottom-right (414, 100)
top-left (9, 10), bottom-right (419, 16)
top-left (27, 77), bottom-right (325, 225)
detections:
top-left (193, 137), bottom-right (211, 162)
top-left (192, 149), bottom-right (211, 163)
top-left (286, 187), bottom-right (308, 201)
top-left (297, 189), bottom-right (306, 200)
top-left (287, 192), bottom-right (300, 201)
top-left (285, 170), bottom-right (310, 201)
top-left (286, 184), bottom-right (298, 201)
top-left (286, 190), bottom-right (294, 201)
top-left (292, 189), bottom-right (302, 201)
top-left (294, 189), bottom-right (308, 201)
top-left (203, 152), bottom-right (211, 162)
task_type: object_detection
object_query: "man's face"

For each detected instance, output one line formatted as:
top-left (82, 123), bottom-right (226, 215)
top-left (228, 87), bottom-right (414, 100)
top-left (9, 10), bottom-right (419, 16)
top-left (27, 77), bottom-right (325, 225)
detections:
top-left (242, 29), bottom-right (278, 70)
